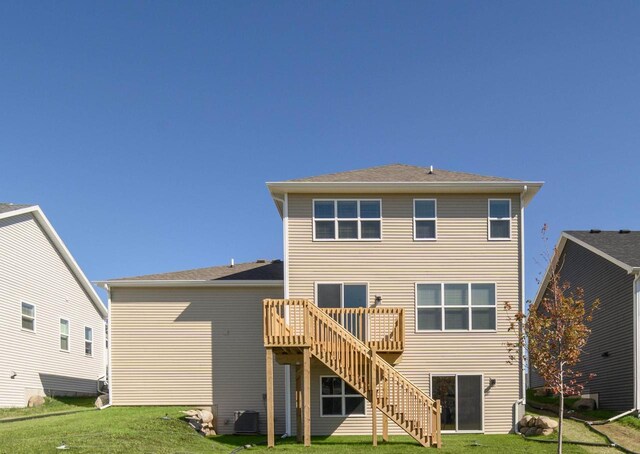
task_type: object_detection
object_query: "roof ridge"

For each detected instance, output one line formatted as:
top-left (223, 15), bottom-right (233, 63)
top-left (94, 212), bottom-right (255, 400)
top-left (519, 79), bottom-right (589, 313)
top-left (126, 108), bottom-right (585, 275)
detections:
top-left (290, 163), bottom-right (406, 182)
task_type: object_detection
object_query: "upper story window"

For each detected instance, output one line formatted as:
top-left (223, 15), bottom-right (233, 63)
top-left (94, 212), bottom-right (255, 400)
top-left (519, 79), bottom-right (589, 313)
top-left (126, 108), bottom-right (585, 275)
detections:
top-left (60, 319), bottom-right (70, 351)
top-left (414, 199), bottom-right (437, 240)
top-left (85, 327), bottom-right (93, 356)
top-left (488, 199), bottom-right (511, 240)
top-left (21, 302), bottom-right (35, 331)
top-left (313, 200), bottom-right (381, 241)
top-left (416, 283), bottom-right (497, 332)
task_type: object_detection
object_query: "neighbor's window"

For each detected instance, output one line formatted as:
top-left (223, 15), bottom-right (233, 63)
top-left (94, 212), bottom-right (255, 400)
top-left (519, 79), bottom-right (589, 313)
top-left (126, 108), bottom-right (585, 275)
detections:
top-left (21, 302), bottom-right (35, 331)
top-left (313, 200), bottom-right (381, 240)
top-left (85, 327), bottom-right (93, 356)
top-left (320, 376), bottom-right (365, 416)
top-left (488, 199), bottom-right (511, 240)
top-left (414, 199), bottom-right (437, 240)
top-left (60, 319), bottom-right (70, 351)
top-left (416, 283), bottom-right (496, 331)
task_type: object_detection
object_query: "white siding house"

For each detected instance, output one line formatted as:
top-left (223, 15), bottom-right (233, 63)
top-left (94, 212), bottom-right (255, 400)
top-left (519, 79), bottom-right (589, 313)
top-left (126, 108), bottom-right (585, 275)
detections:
top-left (0, 204), bottom-right (107, 407)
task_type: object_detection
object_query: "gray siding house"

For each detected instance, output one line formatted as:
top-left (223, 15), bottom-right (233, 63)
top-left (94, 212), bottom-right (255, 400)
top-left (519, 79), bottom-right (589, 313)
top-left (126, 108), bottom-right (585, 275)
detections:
top-left (530, 231), bottom-right (640, 411)
top-left (0, 204), bottom-right (107, 407)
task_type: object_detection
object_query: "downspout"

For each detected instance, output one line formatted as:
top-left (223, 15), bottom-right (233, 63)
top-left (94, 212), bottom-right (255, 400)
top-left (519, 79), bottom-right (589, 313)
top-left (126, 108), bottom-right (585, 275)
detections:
top-left (283, 193), bottom-right (292, 437)
top-left (514, 186), bottom-right (527, 432)
top-left (634, 272), bottom-right (640, 410)
top-left (98, 282), bottom-right (114, 408)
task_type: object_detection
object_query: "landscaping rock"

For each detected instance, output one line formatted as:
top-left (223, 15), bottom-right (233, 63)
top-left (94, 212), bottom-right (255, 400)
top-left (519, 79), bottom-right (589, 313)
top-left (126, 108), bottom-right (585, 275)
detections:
top-left (536, 416), bottom-right (558, 429)
top-left (542, 428), bottom-right (554, 436)
top-left (95, 394), bottom-right (109, 408)
top-left (572, 398), bottom-right (596, 411)
top-left (527, 417), bottom-right (537, 427)
top-left (27, 395), bottom-right (45, 407)
top-left (199, 410), bottom-right (214, 424)
top-left (518, 415), bottom-right (533, 429)
top-left (535, 428), bottom-right (544, 435)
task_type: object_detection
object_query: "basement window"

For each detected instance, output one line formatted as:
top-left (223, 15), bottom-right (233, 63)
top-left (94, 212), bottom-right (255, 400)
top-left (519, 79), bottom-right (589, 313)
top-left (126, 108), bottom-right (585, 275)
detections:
top-left (320, 376), bottom-right (365, 417)
top-left (313, 200), bottom-right (381, 240)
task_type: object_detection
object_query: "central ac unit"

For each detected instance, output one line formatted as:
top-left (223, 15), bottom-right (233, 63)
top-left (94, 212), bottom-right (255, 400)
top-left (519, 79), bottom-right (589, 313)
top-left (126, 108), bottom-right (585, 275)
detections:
top-left (234, 410), bottom-right (259, 434)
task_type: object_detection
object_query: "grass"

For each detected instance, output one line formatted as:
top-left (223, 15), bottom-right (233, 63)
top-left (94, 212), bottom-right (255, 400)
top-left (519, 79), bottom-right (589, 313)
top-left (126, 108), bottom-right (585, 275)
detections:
top-left (617, 415), bottom-right (640, 430)
top-left (0, 396), bottom-right (95, 420)
top-left (526, 388), bottom-right (580, 408)
top-left (0, 405), bottom-right (604, 453)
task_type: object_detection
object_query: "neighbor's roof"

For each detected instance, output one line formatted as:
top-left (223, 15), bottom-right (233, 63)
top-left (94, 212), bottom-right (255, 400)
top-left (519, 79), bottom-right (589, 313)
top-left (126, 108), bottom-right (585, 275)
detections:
top-left (98, 260), bottom-right (284, 287)
top-left (0, 203), bottom-right (34, 214)
top-left (0, 203), bottom-right (107, 318)
top-left (564, 230), bottom-right (640, 269)
top-left (287, 164), bottom-right (519, 183)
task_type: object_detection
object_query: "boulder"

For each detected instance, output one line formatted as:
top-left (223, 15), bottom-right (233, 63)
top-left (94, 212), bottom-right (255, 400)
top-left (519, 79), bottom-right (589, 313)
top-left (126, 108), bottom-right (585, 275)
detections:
top-left (199, 410), bottom-right (214, 424)
top-left (535, 428), bottom-right (544, 435)
top-left (542, 428), bottom-right (554, 436)
top-left (538, 416), bottom-right (558, 429)
top-left (525, 427), bottom-right (538, 436)
top-left (27, 395), bottom-right (45, 407)
top-left (572, 398), bottom-right (596, 411)
top-left (518, 415), bottom-right (533, 430)
top-left (527, 417), bottom-right (537, 427)
top-left (95, 394), bottom-right (109, 408)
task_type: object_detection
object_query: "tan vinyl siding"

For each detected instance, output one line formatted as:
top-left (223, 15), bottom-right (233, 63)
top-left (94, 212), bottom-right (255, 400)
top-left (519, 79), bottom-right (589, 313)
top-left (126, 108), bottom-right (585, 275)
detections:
top-left (0, 213), bottom-right (105, 407)
top-left (287, 193), bottom-right (522, 434)
top-left (109, 286), bottom-right (287, 435)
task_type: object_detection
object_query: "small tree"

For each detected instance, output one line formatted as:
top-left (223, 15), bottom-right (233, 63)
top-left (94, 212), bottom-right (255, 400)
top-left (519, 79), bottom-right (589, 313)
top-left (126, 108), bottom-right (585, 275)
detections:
top-left (507, 227), bottom-right (599, 454)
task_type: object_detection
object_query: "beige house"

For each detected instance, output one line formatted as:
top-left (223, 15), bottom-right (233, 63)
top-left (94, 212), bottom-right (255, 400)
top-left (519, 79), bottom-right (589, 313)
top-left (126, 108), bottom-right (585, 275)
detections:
top-left (98, 164), bottom-right (542, 446)
top-left (0, 204), bottom-right (107, 407)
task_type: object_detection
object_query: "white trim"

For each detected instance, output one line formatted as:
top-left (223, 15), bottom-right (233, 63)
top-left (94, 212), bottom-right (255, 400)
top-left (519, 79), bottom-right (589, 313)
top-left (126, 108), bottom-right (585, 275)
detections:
top-left (488, 198), bottom-right (512, 241)
top-left (84, 325), bottom-right (94, 357)
top-left (267, 181), bottom-right (543, 208)
top-left (59, 318), bottom-right (70, 352)
top-left (312, 199), bottom-right (382, 242)
top-left (314, 282), bottom-right (370, 309)
top-left (415, 282), bottom-right (498, 333)
top-left (430, 373), bottom-right (485, 433)
top-left (283, 193), bottom-right (292, 437)
top-left (319, 375), bottom-right (367, 417)
top-left (20, 301), bottom-right (36, 333)
top-left (95, 280), bottom-right (283, 288)
top-left (0, 205), bottom-right (107, 318)
top-left (634, 274), bottom-right (640, 409)
top-left (519, 188), bottom-right (527, 402)
top-left (413, 199), bottom-right (437, 241)
top-left (107, 285), bottom-right (114, 406)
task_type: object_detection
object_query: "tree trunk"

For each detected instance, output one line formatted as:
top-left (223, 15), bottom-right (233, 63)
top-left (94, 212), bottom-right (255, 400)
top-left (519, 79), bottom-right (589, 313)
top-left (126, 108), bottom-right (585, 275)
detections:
top-left (557, 370), bottom-right (564, 454)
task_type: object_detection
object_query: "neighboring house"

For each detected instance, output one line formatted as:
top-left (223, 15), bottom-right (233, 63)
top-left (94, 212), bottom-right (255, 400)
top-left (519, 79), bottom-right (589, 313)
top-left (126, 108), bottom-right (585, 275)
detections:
top-left (98, 164), bottom-right (542, 446)
top-left (0, 204), bottom-right (107, 407)
top-left (530, 230), bottom-right (640, 411)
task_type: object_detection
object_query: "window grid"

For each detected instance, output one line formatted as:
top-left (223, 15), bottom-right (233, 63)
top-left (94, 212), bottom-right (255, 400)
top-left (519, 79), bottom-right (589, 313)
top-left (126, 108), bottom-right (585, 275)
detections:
top-left (313, 199), bottom-right (382, 241)
top-left (488, 199), bottom-right (511, 240)
top-left (60, 319), bottom-right (70, 352)
top-left (416, 283), bottom-right (497, 332)
top-left (85, 327), bottom-right (93, 356)
top-left (413, 199), bottom-right (437, 240)
top-left (320, 376), bottom-right (366, 417)
top-left (21, 302), bottom-right (35, 332)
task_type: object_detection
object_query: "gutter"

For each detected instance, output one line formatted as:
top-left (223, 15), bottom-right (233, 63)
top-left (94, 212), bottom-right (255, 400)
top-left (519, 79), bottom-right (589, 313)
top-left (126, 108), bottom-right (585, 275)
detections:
top-left (634, 272), bottom-right (640, 409)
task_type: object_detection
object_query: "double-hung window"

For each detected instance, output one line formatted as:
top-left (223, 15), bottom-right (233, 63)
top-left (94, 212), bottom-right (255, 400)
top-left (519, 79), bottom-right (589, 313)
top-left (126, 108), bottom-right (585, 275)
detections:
top-left (313, 200), bottom-right (381, 240)
top-left (84, 327), bottom-right (93, 356)
top-left (60, 319), bottom-right (70, 351)
top-left (416, 283), bottom-right (496, 331)
top-left (320, 376), bottom-right (365, 416)
top-left (21, 302), bottom-right (35, 331)
top-left (488, 199), bottom-right (511, 240)
top-left (414, 199), bottom-right (437, 240)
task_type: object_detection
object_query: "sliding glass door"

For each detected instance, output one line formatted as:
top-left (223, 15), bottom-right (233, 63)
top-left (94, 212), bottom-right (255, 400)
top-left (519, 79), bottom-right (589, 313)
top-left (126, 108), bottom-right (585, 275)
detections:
top-left (431, 374), bottom-right (483, 432)
top-left (316, 283), bottom-right (368, 339)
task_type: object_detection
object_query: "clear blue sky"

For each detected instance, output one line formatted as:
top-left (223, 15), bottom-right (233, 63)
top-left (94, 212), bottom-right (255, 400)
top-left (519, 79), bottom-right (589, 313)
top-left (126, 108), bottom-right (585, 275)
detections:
top-left (1, 1), bottom-right (638, 304)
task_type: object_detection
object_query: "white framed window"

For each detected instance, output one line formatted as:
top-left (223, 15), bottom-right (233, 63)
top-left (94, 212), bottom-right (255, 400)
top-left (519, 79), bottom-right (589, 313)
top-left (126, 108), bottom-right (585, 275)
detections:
top-left (84, 327), bottom-right (93, 356)
top-left (415, 283), bottom-right (497, 332)
top-left (313, 199), bottom-right (381, 241)
top-left (320, 376), bottom-right (366, 417)
top-left (316, 283), bottom-right (368, 339)
top-left (60, 319), bottom-right (70, 351)
top-left (431, 374), bottom-right (484, 433)
top-left (21, 302), bottom-right (36, 332)
top-left (414, 199), bottom-right (437, 240)
top-left (488, 199), bottom-right (511, 240)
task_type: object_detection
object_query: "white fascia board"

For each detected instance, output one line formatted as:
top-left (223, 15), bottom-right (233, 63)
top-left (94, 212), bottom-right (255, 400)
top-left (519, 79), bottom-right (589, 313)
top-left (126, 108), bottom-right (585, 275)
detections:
top-left (95, 280), bottom-right (284, 288)
top-left (1, 205), bottom-right (108, 319)
top-left (267, 181), bottom-right (543, 207)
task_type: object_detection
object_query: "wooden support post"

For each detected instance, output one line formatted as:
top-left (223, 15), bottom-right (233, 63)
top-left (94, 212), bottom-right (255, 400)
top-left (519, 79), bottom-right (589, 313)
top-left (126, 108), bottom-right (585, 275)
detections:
top-left (266, 348), bottom-right (275, 448)
top-left (370, 346), bottom-right (377, 447)
top-left (435, 399), bottom-right (442, 448)
top-left (295, 364), bottom-right (302, 443)
top-left (382, 374), bottom-right (388, 443)
top-left (303, 348), bottom-right (311, 447)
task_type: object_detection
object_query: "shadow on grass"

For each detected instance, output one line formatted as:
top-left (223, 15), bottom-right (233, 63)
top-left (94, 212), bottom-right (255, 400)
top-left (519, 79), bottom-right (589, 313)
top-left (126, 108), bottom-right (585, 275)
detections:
top-left (211, 434), bottom-right (421, 448)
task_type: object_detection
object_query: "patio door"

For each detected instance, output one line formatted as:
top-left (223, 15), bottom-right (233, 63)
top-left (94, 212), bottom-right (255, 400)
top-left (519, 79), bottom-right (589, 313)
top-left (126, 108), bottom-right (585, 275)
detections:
top-left (316, 283), bottom-right (368, 339)
top-left (431, 374), bottom-right (483, 432)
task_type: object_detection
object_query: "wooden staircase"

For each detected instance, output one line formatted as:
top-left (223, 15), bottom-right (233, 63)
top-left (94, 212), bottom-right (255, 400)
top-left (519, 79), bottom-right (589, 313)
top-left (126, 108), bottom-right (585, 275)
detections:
top-left (263, 299), bottom-right (441, 448)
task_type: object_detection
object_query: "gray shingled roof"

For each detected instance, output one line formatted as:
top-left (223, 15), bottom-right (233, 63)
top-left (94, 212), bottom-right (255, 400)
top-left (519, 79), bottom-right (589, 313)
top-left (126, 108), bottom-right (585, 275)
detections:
top-left (565, 230), bottom-right (640, 268)
top-left (0, 203), bottom-right (34, 214)
top-left (287, 164), bottom-right (519, 183)
top-left (112, 260), bottom-right (284, 281)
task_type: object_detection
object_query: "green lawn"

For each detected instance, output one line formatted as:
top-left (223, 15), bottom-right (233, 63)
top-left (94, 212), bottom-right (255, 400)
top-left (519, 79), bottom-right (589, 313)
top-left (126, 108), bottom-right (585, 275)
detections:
top-left (0, 404), bottom-right (604, 453)
top-left (0, 396), bottom-right (95, 420)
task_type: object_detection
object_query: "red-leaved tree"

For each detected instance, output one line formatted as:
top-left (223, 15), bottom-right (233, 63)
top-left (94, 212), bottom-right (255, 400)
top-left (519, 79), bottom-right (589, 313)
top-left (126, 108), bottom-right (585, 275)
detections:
top-left (507, 226), bottom-right (599, 454)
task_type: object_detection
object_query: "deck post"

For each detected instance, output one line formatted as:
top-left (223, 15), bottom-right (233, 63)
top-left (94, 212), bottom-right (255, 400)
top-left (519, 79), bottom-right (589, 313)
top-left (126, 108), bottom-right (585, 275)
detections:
top-left (266, 347), bottom-right (275, 448)
top-left (370, 346), bottom-right (377, 447)
top-left (435, 399), bottom-right (442, 448)
top-left (382, 373), bottom-right (388, 442)
top-left (303, 347), bottom-right (311, 447)
top-left (295, 364), bottom-right (302, 443)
